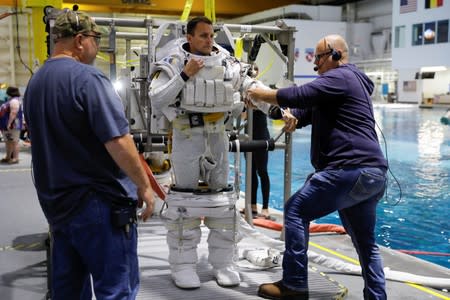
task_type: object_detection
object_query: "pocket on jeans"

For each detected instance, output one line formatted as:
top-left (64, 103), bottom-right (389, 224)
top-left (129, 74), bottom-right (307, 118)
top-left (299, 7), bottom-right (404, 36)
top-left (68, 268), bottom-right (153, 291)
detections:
top-left (349, 169), bottom-right (386, 202)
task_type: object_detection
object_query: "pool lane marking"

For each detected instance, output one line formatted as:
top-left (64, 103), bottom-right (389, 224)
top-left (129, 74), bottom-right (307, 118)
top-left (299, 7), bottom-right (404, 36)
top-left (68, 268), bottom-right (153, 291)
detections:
top-left (309, 241), bottom-right (450, 299)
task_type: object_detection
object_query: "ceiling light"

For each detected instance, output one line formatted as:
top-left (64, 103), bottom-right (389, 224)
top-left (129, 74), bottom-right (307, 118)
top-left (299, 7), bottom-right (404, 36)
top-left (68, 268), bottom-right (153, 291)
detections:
top-left (420, 66), bottom-right (447, 72)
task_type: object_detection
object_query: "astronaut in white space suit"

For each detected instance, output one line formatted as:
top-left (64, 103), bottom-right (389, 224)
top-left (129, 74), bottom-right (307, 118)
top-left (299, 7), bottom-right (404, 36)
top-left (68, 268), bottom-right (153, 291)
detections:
top-left (148, 16), bottom-right (271, 289)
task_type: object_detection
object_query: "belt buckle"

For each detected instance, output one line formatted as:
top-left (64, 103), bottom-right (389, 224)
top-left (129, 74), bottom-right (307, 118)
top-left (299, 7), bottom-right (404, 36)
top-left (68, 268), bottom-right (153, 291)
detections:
top-left (188, 113), bottom-right (204, 128)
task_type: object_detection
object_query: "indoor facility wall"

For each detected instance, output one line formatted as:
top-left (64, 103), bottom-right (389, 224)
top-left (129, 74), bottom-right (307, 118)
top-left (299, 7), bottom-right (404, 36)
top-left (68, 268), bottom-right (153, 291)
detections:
top-left (0, 6), bottom-right (33, 89)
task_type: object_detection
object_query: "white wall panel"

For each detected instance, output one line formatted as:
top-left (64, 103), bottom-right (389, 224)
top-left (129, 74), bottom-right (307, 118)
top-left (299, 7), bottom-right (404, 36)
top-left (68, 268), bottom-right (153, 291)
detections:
top-left (392, 0), bottom-right (450, 70)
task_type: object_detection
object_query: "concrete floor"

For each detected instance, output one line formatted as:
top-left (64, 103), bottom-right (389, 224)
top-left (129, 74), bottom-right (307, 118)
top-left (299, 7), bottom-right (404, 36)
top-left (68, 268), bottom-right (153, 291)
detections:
top-left (0, 141), bottom-right (449, 299)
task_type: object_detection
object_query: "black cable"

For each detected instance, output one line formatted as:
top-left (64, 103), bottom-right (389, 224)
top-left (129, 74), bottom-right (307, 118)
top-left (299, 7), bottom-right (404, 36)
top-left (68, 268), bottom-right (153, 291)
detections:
top-left (353, 68), bottom-right (402, 206)
top-left (14, 0), bottom-right (34, 76)
top-left (376, 121), bottom-right (402, 206)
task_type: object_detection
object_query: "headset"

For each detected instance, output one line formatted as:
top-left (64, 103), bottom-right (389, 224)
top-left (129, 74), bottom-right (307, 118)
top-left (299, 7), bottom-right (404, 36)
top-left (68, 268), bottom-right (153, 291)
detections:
top-left (330, 48), bottom-right (341, 61)
top-left (325, 37), bottom-right (342, 61)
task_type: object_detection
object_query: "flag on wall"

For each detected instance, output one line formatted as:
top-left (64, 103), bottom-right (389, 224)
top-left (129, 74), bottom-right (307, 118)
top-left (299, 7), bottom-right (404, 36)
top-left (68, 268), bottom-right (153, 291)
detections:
top-left (425, 0), bottom-right (443, 8)
top-left (400, 0), bottom-right (417, 13)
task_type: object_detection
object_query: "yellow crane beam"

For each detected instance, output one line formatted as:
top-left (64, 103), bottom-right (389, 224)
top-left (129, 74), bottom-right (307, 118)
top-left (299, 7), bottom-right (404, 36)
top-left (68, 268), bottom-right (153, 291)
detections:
top-left (61, 0), bottom-right (301, 18)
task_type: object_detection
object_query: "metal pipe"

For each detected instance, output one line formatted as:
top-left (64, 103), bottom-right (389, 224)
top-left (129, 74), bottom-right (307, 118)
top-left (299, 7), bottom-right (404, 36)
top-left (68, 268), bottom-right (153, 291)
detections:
top-left (108, 25), bottom-right (117, 80)
top-left (116, 32), bottom-right (148, 40)
top-left (273, 142), bottom-right (287, 150)
top-left (223, 23), bottom-right (291, 34)
top-left (244, 108), bottom-right (254, 225)
top-left (93, 17), bottom-right (175, 28)
top-left (93, 17), bottom-right (148, 27)
top-left (8, 13), bottom-right (16, 86)
top-left (273, 129), bottom-right (285, 142)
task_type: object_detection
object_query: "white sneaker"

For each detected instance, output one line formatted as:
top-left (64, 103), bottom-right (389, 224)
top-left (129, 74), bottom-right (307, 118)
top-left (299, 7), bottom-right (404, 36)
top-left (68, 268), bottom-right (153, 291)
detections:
top-left (213, 266), bottom-right (241, 287)
top-left (171, 265), bottom-right (201, 289)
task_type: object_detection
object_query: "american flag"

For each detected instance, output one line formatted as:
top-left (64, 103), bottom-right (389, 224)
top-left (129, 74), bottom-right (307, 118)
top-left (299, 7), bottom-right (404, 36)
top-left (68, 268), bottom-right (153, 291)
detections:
top-left (400, 0), bottom-right (417, 13)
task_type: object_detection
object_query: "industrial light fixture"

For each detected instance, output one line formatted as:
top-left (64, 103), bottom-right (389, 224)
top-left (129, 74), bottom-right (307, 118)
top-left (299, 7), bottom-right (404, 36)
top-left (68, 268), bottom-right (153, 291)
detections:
top-left (420, 66), bottom-right (447, 72)
top-left (365, 71), bottom-right (383, 77)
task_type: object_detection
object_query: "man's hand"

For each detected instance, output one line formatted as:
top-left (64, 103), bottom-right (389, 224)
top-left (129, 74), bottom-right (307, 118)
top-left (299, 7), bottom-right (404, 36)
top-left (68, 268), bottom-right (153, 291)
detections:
top-left (183, 58), bottom-right (205, 77)
top-left (247, 87), bottom-right (278, 105)
top-left (244, 98), bottom-right (257, 110)
top-left (104, 134), bottom-right (156, 222)
top-left (137, 186), bottom-right (155, 222)
top-left (281, 108), bottom-right (298, 133)
top-left (246, 87), bottom-right (262, 103)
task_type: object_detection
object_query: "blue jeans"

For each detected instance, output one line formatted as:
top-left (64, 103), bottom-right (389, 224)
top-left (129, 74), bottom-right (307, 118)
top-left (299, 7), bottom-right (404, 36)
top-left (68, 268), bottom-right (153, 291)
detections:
top-left (282, 167), bottom-right (387, 300)
top-left (50, 193), bottom-right (139, 300)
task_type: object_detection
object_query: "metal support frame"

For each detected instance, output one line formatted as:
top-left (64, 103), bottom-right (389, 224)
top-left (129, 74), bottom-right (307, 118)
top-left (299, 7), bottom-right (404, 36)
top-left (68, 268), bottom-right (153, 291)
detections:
top-left (102, 17), bottom-right (296, 227)
top-left (45, 9), bottom-right (297, 229)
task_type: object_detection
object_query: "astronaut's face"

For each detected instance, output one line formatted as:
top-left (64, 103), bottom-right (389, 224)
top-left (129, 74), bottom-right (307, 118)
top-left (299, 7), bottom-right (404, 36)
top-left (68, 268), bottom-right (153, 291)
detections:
top-left (187, 22), bottom-right (214, 55)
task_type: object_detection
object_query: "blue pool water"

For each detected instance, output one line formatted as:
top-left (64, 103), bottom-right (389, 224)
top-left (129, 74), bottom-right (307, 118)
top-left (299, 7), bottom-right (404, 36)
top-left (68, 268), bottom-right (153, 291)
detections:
top-left (239, 104), bottom-right (450, 269)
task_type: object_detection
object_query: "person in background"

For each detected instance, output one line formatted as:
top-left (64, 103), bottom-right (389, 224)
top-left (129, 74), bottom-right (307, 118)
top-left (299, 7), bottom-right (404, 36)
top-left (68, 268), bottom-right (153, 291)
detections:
top-left (248, 34), bottom-right (388, 300)
top-left (0, 86), bottom-right (22, 164)
top-left (23, 10), bottom-right (154, 299)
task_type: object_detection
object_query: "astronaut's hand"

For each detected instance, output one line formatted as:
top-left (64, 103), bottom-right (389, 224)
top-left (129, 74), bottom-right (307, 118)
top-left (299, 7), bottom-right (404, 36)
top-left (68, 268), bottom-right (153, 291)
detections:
top-left (183, 58), bottom-right (205, 77)
top-left (281, 108), bottom-right (298, 133)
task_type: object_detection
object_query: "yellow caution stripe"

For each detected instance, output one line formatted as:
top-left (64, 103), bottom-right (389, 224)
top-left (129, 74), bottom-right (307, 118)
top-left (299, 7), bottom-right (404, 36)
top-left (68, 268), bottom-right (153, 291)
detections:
top-left (309, 241), bottom-right (450, 299)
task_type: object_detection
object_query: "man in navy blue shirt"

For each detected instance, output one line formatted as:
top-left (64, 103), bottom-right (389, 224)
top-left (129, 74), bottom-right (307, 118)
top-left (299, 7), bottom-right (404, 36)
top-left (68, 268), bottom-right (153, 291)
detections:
top-left (248, 34), bottom-right (387, 300)
top-left (24, 10), bottom-right (154, 299)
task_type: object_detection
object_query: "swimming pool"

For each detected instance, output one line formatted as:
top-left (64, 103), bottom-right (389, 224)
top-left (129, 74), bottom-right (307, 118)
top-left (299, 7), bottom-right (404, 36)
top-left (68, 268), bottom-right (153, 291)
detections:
top-left (241, 104), bottom-right (450, 269)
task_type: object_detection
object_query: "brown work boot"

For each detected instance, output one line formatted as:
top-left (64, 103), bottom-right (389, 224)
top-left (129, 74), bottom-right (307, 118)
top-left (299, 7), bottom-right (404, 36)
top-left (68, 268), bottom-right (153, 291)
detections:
top-left (258, 280), bottom-right (309, 300)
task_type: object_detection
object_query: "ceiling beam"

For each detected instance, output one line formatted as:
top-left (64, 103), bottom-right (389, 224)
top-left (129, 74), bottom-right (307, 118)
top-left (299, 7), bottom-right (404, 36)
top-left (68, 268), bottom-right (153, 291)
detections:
top-left (62, 0), bottom-right (307, 18)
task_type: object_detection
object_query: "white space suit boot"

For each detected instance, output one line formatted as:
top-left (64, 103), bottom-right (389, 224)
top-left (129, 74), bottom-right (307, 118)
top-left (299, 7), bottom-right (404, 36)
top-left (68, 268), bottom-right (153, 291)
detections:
top-left (213, 265), bottom-right (241, 287)
top-left (171, 264), bottom-right (201, 289)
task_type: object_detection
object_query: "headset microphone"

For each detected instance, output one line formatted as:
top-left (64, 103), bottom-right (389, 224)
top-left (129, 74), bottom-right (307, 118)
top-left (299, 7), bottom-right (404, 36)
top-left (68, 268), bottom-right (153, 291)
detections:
top-left (313, 53), bottom-right (330, 71)
top-left (314, 61), bottom-right (325, 72)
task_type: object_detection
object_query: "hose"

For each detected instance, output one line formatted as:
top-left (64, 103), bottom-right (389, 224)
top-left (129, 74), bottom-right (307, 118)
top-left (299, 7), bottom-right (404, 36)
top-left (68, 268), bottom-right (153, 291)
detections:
top-left (238, 214), bottom-right (450, 290)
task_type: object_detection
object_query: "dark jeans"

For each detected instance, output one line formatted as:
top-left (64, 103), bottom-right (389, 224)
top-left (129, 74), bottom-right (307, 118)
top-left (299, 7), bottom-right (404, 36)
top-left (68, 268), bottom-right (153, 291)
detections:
top-left (50, 193), bottom-right (139, 299)
top-left (282, 167), bottom-right (387, 300)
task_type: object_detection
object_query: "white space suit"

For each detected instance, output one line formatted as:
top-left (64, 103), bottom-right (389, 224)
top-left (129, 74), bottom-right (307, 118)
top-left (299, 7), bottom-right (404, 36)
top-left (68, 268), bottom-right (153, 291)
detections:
top-left (149, 37), bottom-right (269, 289)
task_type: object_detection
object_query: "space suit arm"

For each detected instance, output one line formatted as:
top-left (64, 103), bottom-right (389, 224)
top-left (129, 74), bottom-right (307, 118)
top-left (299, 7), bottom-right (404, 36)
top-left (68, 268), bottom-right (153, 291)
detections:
top-left (149, 70), bottom-right (186, 113)
top-left (241, 76), bottom-right (272, 114)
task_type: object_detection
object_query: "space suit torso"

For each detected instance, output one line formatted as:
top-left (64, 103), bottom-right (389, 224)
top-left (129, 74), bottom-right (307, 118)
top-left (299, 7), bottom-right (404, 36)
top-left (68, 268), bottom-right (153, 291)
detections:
top-left (149, 38), bottom-right (264, 192)
top-left (150, 38), bottom-right (247, 118)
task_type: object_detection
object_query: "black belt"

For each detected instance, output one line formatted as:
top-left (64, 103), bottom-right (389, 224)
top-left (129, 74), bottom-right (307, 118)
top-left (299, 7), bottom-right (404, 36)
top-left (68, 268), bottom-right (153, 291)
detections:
top-left (170, 184), bottom-right (233, 195)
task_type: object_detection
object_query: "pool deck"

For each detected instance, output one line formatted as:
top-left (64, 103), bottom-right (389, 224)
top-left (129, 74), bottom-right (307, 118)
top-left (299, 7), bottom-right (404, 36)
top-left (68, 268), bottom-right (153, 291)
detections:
top-left (1, 143), bottom-right (449, 299)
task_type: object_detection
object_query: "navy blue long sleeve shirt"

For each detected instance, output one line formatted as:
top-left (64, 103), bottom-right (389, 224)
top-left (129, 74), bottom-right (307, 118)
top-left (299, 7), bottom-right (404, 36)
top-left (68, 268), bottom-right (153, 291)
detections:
top-left (276, 64), bottom-right (387, 171)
